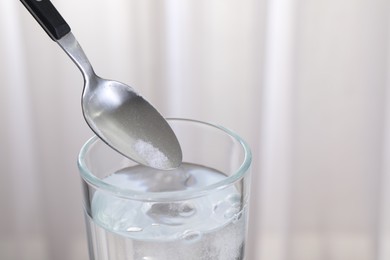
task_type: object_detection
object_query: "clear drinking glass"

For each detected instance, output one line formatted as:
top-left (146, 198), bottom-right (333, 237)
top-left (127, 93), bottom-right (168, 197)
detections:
top-left (78, 118), bottom-right (252, 260)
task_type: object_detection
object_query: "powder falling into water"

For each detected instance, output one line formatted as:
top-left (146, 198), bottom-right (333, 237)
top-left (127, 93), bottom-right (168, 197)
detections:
top-left (133, 140), bottom-right (169, 169)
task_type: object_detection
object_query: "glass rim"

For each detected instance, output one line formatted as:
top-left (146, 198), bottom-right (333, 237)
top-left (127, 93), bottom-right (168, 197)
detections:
top-left (77, 118), bottom-right (252, 201)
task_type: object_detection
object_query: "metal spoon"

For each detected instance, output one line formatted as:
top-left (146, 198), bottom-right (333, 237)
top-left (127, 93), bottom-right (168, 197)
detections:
top-left (20, 0), bottom-right (182, 170)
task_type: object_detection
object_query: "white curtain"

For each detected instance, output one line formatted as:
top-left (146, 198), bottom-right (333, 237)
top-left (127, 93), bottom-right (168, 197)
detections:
top-left (0, 0), bottom-right (389, 259)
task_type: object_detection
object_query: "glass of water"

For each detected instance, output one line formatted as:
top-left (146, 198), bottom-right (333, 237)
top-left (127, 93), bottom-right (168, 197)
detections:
top-left (78, 118), bottom-right (252, 260)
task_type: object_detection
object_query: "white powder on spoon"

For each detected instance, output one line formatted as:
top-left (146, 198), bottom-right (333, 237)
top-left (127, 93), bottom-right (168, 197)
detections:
top-left (133, 139), bottom-right (169, 169)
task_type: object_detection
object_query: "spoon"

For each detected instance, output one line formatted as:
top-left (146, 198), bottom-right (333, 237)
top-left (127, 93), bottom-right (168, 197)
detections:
top-left (20, 0), bottom-right (182, 170)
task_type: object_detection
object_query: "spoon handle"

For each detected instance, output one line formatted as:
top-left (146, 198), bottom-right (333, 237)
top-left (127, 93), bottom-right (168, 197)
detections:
top-left (20, 0), bottom-right (71, 41)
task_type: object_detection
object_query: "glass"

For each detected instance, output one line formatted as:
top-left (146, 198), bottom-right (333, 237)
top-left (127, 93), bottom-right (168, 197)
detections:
top-left (78, 118), bottom-right (252, 260)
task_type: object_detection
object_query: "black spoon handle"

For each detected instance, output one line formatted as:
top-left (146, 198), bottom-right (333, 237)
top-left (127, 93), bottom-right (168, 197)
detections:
top-left (20, 0), bottom-right (71, 41)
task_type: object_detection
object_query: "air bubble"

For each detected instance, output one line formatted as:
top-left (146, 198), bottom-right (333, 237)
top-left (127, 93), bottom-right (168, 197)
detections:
top-left (181, 230), bottom-right (202, 243)
top-left (113, 218), bottom-right (129, 231)
top-left (146, 202), bottom-right (196, 225)
top-left (126, 226), bottom-right (143, 232)
top-left (226, 194), bottom-right (241, 204)
top-left (213, 201), bottom-right (221, 212)
top-left (184, 174), bottom-right (196, 187)
top-left (232, 202), bottom-right (241, 210)
top-left (178, 202), bottom-right (196, 217)
top-left (232, 211), bottom-right (243, 223)
top-left (224, 208), bottom-right (240, 219)
top-left (213, 200), bottom-right (229, 214)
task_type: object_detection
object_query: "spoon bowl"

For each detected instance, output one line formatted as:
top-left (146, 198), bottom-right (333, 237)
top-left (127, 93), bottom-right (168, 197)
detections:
top-left (82, 77), bottom-right (182, 169)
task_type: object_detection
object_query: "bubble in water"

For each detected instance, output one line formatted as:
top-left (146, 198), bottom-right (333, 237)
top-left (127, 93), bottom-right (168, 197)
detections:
top-left (232, 202), bottom-right (241, 209)
top-left (232, 211), bottom-right (243, 223)
top-left (212, 202), bottom-right (220, 212)
top-left (113, 217), bottom-right (130, 231)
top-left (184, 174), bottom-right (196, 187)
top-left (226, 194), bottom-right (241, 204)
top-left (224, 207), bottom-right (240, 219)
top-left (213, 200), bottom-right (229, 214)
top-left (178, 202), bottom-right (196, 217)
top-left (181, 230), bottom-right (202, 243)
top-left (127, 226), bottom-right (143, 232)
top-left (146, 202), bottom-right (196, 225)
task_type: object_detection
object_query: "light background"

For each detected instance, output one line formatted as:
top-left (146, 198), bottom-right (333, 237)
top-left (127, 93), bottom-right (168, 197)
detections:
top-left (0, 0), bottom-right (389, 259)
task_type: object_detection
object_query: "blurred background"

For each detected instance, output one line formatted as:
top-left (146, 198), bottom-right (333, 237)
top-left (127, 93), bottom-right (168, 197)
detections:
top-left (0, 0), bottom-right (389, 259)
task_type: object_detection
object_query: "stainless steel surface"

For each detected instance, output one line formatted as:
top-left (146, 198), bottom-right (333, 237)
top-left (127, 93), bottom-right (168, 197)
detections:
top-left (57, 33), bottom-right (182, 169)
